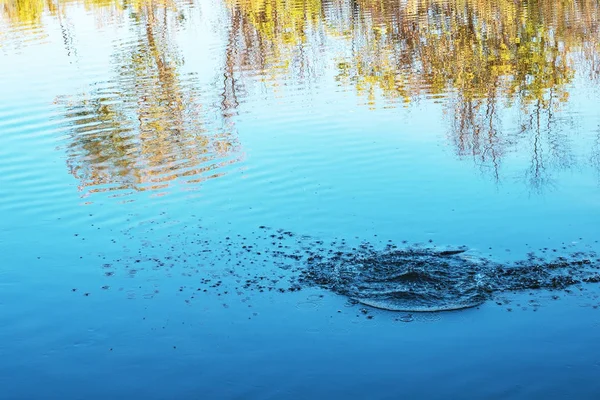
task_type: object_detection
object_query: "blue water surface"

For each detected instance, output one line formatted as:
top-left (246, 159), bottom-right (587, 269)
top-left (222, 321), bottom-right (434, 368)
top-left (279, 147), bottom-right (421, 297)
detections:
top-left (1, 0), bottom-right (600, 398)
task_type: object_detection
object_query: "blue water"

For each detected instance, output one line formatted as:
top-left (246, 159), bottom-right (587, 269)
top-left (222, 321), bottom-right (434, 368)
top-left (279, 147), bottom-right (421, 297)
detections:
top-left (2, 0), bottom-right (600, 398)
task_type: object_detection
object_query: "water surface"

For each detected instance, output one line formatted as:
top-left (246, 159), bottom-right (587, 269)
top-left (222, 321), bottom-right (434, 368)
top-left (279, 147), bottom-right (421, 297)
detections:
top-left (1, 0), bottom-right (600, 398)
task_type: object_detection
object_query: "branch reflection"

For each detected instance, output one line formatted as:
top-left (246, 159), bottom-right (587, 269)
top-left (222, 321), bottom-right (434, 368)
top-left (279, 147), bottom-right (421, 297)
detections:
top-left (228, 0), bottom-right (600, 188)
top-left (55, 0), bottom-right (242, 197)
top-left (2, 0), bottom-right (600, 193)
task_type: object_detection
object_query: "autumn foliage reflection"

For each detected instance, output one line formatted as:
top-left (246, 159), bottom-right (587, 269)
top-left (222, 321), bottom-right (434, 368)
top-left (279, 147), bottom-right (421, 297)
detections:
top-left (227, 0), bottom-right (600, 186)
top-left (56, 0), bottom-right (240, 196)
top-left (2, 0), bottom-right (600, 191)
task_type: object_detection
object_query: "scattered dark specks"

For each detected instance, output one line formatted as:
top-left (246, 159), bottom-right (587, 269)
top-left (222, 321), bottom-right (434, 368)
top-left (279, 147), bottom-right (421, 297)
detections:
top-left (84, 293), bottom-right (90, 297)
top-left (72, 288), bottom-right (77, 292)
top-left (101, 285), bottom-right (110, 290)
top-left (366, 315), bottom-right (374, 319)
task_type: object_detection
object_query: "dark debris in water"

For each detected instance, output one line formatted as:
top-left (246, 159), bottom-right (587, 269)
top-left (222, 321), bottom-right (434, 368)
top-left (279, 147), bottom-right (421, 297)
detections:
top-left (76, 222), bottom-right (600, 313)
top-left (297, 246), bottom-right (600, 312)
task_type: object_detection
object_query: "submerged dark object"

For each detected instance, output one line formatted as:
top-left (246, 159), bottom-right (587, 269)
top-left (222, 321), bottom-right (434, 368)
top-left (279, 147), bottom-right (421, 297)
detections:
top-left (298, 247), bottom-right (599, 312)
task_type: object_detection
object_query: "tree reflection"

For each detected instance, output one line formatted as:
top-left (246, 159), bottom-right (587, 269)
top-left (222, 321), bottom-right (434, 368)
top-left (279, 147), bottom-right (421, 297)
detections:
top-left (224, 0), bottom-right (327, 88)
top-left (2, 0), bottom-right (600, 192)
top-left (227, 0), bottom-right (600, 188)
top-left (57, 0), bottom-right (241, 196)
top-left (1, 0), bottom-right (54, 25)
top-left (0, 0), bottom-right (124, 27)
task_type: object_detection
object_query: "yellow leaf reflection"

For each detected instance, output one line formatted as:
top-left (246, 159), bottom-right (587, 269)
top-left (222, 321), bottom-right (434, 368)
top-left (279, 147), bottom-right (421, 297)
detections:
top-left (55, 0), bottom-right (241, 198)
top-left (226, 0), bottom-right (600, 187)
top-left (3, 0), bottom-right (600, 191)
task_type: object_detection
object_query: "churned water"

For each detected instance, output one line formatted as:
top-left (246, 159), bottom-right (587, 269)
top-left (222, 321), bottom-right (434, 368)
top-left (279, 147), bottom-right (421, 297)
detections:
top-left (1, 0), bottom-right (600, 398)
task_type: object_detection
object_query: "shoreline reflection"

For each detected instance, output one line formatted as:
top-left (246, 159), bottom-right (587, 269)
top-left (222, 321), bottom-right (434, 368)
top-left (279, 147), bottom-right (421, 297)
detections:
top-left (2, 0), bottom-right (599, 194)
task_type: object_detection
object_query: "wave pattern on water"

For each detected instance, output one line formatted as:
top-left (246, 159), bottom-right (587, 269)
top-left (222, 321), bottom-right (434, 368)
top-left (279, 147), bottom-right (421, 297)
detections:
top-left (223, 0), bottom-right (600, 188)
top-left (3, 0), bottom-right (600, 204)
top-left (299, 246), bottom-right (600, 312)
top-left (59, 84), bottom-right (242, 197)
top-left (51, 2), bottom-right (244, 199)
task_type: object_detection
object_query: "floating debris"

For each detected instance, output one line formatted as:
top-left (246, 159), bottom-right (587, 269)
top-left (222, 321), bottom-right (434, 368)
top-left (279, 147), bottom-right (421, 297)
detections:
top-left (297, 247), bottom-right (599, 312)
top-left (91, 220), bottom-right (600, 313)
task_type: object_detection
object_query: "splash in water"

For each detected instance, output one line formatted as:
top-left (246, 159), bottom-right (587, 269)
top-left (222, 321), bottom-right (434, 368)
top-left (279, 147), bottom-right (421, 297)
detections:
top-left (93, 223), bottom-right (600, 313)
top-left (297, 247), bottom-right (600, 312)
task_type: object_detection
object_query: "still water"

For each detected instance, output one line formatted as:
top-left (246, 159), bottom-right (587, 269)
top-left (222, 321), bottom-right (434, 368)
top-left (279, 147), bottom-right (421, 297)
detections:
top-left (1, 0), bottom-right (600, 398)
